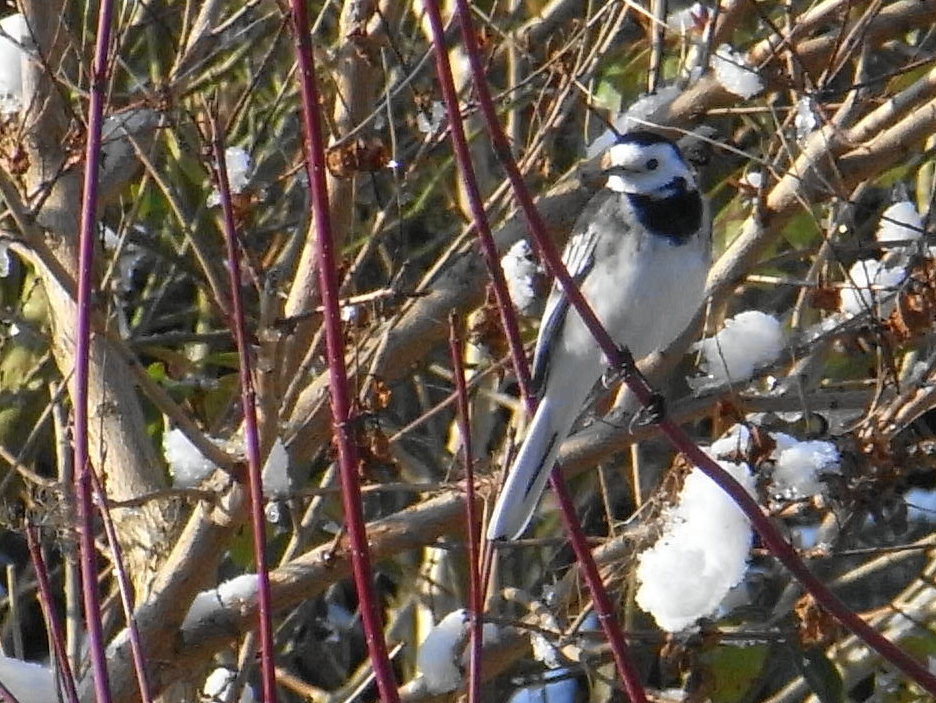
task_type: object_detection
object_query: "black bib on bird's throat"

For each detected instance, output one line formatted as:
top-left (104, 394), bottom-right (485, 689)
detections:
top-left (627, 178), bottom-right (702, 244)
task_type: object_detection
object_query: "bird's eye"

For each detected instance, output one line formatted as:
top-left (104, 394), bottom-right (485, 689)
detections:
top-left (646, 158), bottom-right (659, 170)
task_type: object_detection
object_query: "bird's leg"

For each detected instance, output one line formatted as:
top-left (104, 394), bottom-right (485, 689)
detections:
top-left (629, 392), bottom-right (666, 431)
top-left (600, 345), bottom-right (667, 428)
top-left (601, 345), bottom-right (638, 388)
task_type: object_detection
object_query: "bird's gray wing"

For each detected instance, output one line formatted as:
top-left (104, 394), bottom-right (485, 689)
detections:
top-left (530, 223), bottom-right (599, 391)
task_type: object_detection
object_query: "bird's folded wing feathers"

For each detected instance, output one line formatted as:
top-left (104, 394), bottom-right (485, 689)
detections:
top-left (530, 225), bottom-right (599, 390)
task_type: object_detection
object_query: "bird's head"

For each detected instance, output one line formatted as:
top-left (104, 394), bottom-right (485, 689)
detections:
top-left (600, 131), bottom-right (696, 198)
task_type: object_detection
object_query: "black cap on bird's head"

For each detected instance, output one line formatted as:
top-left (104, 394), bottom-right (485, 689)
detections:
top-left (613, 130), bottom-right (678, 148)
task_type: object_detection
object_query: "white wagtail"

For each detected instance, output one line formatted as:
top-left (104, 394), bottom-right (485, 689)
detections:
top-left (487, 130), bottom-right (712, 541)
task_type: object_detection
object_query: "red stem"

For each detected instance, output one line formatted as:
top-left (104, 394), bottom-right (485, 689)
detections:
top-left (209, 123), bottom-right (278, 703)
top-left (88, 471), bottom-right (153, 703)
top-left (286, 2), bottom-right (401, 701)
top-left (25, 524), bottom-right (79, 703)
top-left (423, 2), bottom-right (534, 404)
top-left (74, 3), bottom-right (117, 701)
top-left (448, 315), bottom-right (483, 703)
top-left (450, 0), bottom-right (936, 693)
top-left (0, 680), bottom-right (20, 703)
top-left (424, 2), bottom-right (648, 700)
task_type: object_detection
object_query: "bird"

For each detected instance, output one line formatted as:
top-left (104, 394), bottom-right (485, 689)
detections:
top-left (487, 130), bottom-right (711, 541)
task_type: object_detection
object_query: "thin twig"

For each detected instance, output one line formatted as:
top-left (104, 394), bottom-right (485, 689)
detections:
top-left (25, 524), bottom-right (79, 703)
top-left (448, 314), bottom-right (483, 703)
top-left (208, 116), bottom-right (278, 703)
top-left (88, 471), bottom-right (153, 703)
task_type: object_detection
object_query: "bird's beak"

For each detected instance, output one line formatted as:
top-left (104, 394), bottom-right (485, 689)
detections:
top-left (599, 150), bottom-right (635, 174)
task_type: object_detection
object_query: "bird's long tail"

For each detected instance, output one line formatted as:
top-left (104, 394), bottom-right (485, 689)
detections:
top-left (487, 397), bottom-right (576, 540)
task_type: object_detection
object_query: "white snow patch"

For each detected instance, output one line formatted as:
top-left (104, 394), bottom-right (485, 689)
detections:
top-left (739, 170), bottom-right (764, 191)
top-left (0, 14), bottom-right (27, 115)
top-left (794, 96), bottom-right (818, 140)
top-left (771, 440), bottom-right (840, 499)
top-left (839, 259), bottom-right (906, 318)
top-left (708, 424), bottom-right (753, 459)
top-left (713, 45), bottom-right (763, 99)
top-left (417, 101), bottom-right (446, 134)
top-left (636, 461), bottom-right (755, 631)
top-left (416, 608), bottom-right (499, 693)
top-left (0, 239), bottom-right (10, 277)
top-left (208, 146), bottom-right (252, 206)
top-left (183, 574), bottom-right (259, 630)
top-left (340, 304), bottom-right (363, 324)
top-left (708, 425), bottom-right (841, 500)
top-left (101, 108), bottom-right (157, 183)
top-left (501, 239), bottom-right (542, 316)
top-left (531, 632), bottom-right (563, 669)
top-left (164, 427), bottom-right (219, 487)
top-left (692, 311), bottom-right (785, 387)
top-left (203, 667), bottom-right (257, 703)
top-left (417, 609), bottom-right (468, 693)
top-left (876, 201), bottom-right (924, 244)
top-left (262, 437), bottom-right (290, 497)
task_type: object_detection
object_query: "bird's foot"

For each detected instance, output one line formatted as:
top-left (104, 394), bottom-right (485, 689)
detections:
top-left (601, 345), bottom-right (638, 388)
top-left (629, 392), bottom-right (666, 431)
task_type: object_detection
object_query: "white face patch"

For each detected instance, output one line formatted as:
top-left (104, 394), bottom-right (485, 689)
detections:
top-left (604, 141), bottom-right (695, 196)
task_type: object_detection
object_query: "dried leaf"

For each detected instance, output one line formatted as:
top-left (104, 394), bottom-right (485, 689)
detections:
top-left (795, 594), bottom-right (839, 648)
top-left (326, 137), bottom-right (388, 178)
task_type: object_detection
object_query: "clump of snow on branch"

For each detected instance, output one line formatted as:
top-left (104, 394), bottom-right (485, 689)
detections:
top-left (164, 427), bottom-right (220, 487)
top-left (839, 259), bottom-right (906, 318)
top-left (261, 437), bottom-right (291, 497)
top-left (712, 45), bottom-right (763, 99)
top-left (501, 239), bottom-right (543, 316)
top-left (692, 311), bottom-right (784, 388)
top-left (416, 608), bottom-right (499, 693)
top-left (0, 235), bottom-right (12, 278)
top-left (710, 424), bottom-right (841, 500)
top-left (770, 432), bottom-right (840, 500)
top-left (876, 200), bottom-right (924, 245)
top-left (529, 606), bottom-right (563, 670)
top-left (203, 667), bottom-right (257, 703)
top-left (417, 101), bottom-right (446, 134)
top-left (739, 170), bottom-right (764, 191)
top-left (183, 574), bottom-right (259, 630)
top-left (794, 96), bottom-right (818, 140)
top-left (165, 427), bottom-right (292, 495)
top-left (0, 14), bottom-right (27, 115)
top-left (208, 146), bottom-right (252, 206)
top-left (708, 423), bottom-right (753, 458)
top-left (635, 461), bottom-right (755, 631)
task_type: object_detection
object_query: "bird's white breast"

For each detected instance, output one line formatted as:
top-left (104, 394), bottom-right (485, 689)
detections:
top-left (560, 206), bottom-right (708, 365)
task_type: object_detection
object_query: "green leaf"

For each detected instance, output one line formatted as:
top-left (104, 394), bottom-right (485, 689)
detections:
top-left (782, 209), bottom-right (821, 249)
top-left (203, 351), bottom-right (241, 369)
top-left (793, 647), bottom-right (844, 703)
top-left (146, 361), bottom-right (168, 382)
top-left (201, 373), bottom-right (241, 428)
top-left (703, 643), bottom-right (769, 702)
